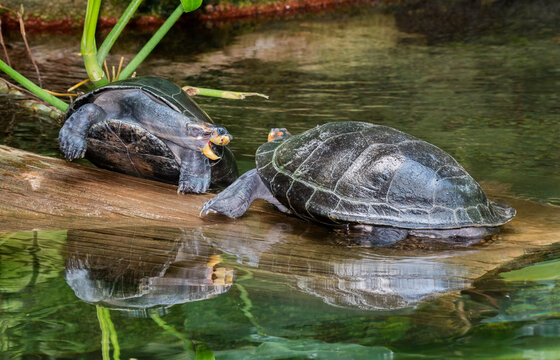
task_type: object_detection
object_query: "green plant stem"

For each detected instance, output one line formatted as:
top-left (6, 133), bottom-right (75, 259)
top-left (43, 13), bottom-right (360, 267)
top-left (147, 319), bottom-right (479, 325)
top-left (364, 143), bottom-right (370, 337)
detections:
top-left (236, 270), bottom-right (265, 335)
top-left (0, 59), bottom-right (68, 112)
top-left (96, 0), bottom-right (144, 66)
top-left (97, 306), bottom-right (121, 360)
top-left (183, 86), bottom-right (269, 100)
top-left (82, 0), bottom-right (108, 87)
top-left (97, 306), bottom-right (111, 360)
top-left (118, 4), bottom-right (184, 80)
top-left (150, 311), bottom-right (195, 354)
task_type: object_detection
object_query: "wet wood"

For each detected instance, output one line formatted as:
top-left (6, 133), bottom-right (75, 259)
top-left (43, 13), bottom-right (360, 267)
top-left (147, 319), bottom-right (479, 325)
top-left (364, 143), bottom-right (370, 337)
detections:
top-left (2, 145), bottom-right (560, 311)
top-left (0, 145), bottom-right (274, 232)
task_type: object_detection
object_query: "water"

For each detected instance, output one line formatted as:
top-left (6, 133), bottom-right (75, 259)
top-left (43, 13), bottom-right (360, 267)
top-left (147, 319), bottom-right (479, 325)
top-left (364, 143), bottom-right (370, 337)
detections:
top-left (1, 1), bottom-right (560, 358)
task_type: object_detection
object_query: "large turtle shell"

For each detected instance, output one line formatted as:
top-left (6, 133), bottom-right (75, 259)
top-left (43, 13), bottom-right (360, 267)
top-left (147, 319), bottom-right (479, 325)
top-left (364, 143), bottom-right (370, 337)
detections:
top-left (255, 122), bottom-right (515, 229)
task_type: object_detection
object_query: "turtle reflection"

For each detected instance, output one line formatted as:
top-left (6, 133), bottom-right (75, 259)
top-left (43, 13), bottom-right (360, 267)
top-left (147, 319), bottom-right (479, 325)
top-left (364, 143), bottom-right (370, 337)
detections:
top-left (64, 227), bottom-right (233, 316)
top-left (202, 221), bottom-right (471, 311)
top-left (292, 254), bottom-right (470, 310)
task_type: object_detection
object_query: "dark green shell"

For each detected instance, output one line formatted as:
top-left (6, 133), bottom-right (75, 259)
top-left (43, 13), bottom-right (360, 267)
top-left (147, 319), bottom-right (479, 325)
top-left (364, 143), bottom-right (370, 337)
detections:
top-left (66, 77), bottom-right (211, 123)
top-left (255, 121), bottom-right (515, 229)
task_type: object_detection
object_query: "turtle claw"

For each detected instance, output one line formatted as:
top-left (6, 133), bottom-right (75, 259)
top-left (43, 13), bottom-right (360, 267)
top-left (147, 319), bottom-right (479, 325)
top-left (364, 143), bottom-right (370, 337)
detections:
top-left (59, 131), bottom-right (87, 161)
top-left (200, 196), bottom-right (228, 217)
top-left (199, 203), bottom-right (217, 216)
top-left (177, 176), bottom-right (209, 194)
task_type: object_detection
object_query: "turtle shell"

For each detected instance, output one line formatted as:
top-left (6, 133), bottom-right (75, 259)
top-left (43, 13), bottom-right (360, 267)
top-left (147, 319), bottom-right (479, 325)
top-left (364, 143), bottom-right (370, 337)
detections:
top-left (85, 118), bottom-right (180, 183)
top-left (255, 121), bottom-right (515, 229)
top-left (68, 77), bottom-right (237, 186)
top-left (67, 76), bottom-right (211, 123)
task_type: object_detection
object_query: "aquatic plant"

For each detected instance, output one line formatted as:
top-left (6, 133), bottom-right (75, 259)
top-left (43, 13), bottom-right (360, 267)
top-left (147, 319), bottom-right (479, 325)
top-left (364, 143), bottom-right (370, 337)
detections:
top-left (83, 0), bottom-right (203, 87)
top-left (0, 0), bottom-right (266, 114)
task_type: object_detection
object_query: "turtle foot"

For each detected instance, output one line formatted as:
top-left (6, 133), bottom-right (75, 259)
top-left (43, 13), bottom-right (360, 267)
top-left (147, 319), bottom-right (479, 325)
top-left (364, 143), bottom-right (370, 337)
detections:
top-left (200, 193), bottom-right (246, 218)
top-left (59, 130), bottom-right (87, 161)
top-left (178, 176), bottom-right (209, 194)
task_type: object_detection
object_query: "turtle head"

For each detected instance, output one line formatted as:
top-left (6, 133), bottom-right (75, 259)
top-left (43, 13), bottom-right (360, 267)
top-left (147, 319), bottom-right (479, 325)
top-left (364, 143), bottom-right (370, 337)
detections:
top-left (186, 123), bottom-right (232, 160)
top-left (268, 128), bottom-right (291, 142)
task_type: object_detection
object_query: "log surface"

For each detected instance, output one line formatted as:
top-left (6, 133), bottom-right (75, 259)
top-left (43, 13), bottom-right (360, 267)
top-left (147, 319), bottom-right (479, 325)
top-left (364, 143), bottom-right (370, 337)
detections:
top-left (2, 145), bottom-right (560, 311)
top-left (0, 145), bottom-right (271, 231)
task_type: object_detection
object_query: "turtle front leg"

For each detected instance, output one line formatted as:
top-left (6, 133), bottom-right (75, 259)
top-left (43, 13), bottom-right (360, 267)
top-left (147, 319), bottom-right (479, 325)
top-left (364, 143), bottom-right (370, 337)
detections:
top-left (178, 149), bottom-right (211, 194)
top-left (201, 169), bottom-right (290, 218)
top-left (59, 104), bottom-right (107, 160)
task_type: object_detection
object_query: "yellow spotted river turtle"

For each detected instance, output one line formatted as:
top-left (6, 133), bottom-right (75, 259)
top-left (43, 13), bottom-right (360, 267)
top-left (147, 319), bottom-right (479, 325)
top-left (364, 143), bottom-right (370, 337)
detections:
top-left (59, 77), bottom-right (238, 193)
top-left (202, 122), bottom-right (515, 244)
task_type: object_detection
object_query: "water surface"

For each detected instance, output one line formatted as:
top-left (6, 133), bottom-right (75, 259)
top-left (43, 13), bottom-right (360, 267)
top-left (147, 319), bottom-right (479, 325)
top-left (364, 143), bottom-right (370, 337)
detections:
top-left (1, 1), bottom-right (560, 358)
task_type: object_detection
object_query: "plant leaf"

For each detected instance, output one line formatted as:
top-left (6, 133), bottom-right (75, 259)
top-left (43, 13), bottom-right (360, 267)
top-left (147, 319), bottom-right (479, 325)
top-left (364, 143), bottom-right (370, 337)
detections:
top-left (181, 0), bottom-right (202, 12)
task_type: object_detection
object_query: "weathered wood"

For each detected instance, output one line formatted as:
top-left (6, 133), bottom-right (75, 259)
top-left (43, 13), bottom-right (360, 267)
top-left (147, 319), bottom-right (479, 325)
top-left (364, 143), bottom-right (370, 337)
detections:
top-left (2, 145), bottom-right (560, 311)
top-left (0, 145), bottom-right (275, 232)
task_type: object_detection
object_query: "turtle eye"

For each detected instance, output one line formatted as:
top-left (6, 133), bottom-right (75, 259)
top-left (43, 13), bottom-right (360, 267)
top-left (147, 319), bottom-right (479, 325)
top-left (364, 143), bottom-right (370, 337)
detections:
top-left (187, 124), bottom-right (212, 138)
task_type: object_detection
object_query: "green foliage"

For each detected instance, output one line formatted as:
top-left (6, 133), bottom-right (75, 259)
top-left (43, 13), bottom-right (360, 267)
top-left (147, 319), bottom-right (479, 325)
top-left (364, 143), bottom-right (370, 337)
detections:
top-left (195, 344), bottom-right (215, 360)
top-left (0, 61), bottom-right (69, 112)
top-left (82, 0), bottom-right (109, 87)
top-left (181, 0), bottom-right (203, 12)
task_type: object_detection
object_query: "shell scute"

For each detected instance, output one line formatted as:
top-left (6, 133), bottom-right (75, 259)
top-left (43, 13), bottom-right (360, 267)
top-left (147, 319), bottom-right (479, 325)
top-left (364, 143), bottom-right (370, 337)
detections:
top-left (466, 207), bottom-right (483, 223)
top-left (334, 144), bottom-right (405, 201)
top-left (477, 204), bottom-right (493, 220)
top-left (267, 172), bottom-right (293, 208)
top-left (274, 127), bottom-right (323, 173)
top-left (307, 190), bottom-right (343, 223)
top-left (386, 159), bottom-right (435, 209)
top-left (437, 164), bottom-right (467, 178)
top-left (293, 133), bottom-right (372, 191)
top-left (455, 208), bottom-right (472, 223)
top-left (286, 181), bottom-right (316, 220)
top-left (428, 206), bottom-right (457, 227)
top-left (433, 176), bottom-right (487, 210)
top-left (334, 200), bottom-right (372, 223)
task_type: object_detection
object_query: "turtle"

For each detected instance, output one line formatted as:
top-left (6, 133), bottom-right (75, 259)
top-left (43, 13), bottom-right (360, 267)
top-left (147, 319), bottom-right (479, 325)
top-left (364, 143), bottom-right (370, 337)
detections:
top-left (58, 76), bottom-right (238, 193)
top-left (201, 121), bottom-right (516, 245)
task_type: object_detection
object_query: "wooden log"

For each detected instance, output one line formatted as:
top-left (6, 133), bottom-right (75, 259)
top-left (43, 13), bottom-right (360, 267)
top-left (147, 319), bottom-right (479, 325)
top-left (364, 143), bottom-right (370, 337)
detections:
top-left (2, 145), bottom-right (560, 311)
top-left (0, 144), bottom-right (277, 232)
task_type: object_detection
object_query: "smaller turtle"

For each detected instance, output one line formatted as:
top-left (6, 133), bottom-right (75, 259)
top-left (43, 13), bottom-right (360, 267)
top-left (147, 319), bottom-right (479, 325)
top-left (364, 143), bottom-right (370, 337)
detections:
top-left (201, 122), bottom-right (516, 245)
top-left (59, 77), bottom-right (238, 193)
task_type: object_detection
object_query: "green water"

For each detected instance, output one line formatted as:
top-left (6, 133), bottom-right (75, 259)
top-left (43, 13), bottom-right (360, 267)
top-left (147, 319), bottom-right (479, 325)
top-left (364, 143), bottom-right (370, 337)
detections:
top-left (2, 1), bottom-right (560, 358)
